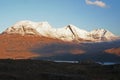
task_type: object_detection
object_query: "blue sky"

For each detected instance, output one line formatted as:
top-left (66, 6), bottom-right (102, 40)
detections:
top-left (0, 0), bottom-right (120, 35)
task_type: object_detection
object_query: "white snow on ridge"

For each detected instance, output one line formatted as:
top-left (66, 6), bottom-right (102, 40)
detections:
top-left (3, 20), bottom-right (119, 42)
top-left (89, 29), bottom-right (117, 41)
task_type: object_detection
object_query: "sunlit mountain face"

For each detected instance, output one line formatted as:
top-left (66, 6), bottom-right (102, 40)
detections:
top-left (3, 20), bottom-right (119, 42)
top-left (0, 20), bottom-right (120, 62)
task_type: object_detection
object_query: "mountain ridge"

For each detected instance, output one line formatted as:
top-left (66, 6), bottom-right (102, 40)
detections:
top-left (2, 20), bottom-right (119, 42)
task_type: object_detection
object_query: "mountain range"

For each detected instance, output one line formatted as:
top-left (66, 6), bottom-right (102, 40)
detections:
top-left (0, 20), bottom-right (120, 62)
top-left (3, 20), bottom-right (119, 42)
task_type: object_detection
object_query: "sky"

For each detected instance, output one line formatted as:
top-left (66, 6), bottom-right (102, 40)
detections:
top-left (0, 0), bottom-right (120, 35)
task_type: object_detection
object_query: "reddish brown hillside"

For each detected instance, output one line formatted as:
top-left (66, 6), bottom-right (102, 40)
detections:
top-left (0, 34), bottom-right (85, 59)
top-left (105, 48), bottom-right (120, 56)
top-left (0, 34), bottom-right (63, 59)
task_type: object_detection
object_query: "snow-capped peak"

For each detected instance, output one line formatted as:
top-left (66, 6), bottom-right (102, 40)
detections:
top-left (2, 20), bottom-right (119, 42)
top-left (3, 20), bottom-right (52, 36)
top-left (89, 28), bottom-right (117, 41)
top-left (65, 24), bottom-right (89, 39)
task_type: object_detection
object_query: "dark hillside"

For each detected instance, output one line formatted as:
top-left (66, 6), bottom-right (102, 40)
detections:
top-left (0, 59), bottom-right (120, 80)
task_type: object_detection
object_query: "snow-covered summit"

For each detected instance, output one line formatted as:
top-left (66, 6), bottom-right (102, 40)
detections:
top-left (3, 20), bottom-right (118, 42)
top-left (89, 28), bottom-right (117, 41)
top-left (3, 20), bottom-right (52, 36)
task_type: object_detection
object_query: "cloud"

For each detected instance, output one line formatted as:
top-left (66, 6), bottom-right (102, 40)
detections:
top-left (85, 0), bottom-right (108, 8)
